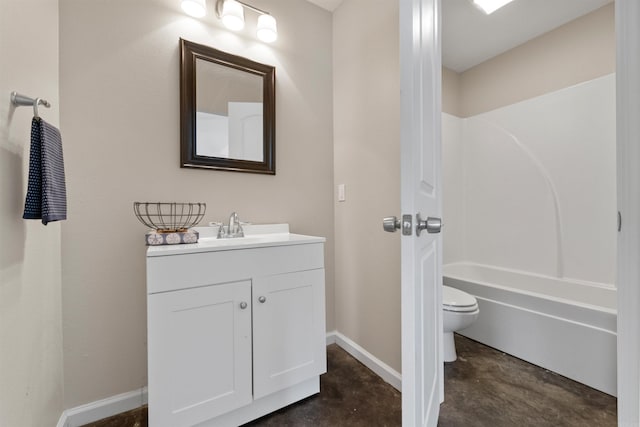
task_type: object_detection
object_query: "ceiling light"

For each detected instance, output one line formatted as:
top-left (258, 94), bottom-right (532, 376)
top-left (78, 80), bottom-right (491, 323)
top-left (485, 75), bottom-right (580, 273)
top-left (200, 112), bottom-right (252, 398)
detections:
top-left (472, 0), bottom-right (515, 15)
top-left (257, 14), bottom-right (277, 43)
top-left (181, 0), bottom-right (206, 18)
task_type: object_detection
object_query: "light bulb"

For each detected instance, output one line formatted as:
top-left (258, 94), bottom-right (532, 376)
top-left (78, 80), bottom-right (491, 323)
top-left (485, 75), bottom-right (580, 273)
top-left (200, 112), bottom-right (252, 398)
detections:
top-left (221, 0), bottom-right (245, 31)
top-left (257, 14), bottom-right (277, 43)
top-left (181, 0), bottom-right (206, 18)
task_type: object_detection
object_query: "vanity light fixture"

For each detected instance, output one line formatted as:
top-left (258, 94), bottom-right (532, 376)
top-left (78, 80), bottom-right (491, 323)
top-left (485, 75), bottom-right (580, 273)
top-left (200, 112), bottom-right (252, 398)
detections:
top-left (218, 0), bottom-right (245, 31)
top-left (256, 14), bottom-right (277, 43)
top-left (181, 0), bottom-right (207, 18)
top-left (472, 0), bottom-right (515, 14)
top-left (216, 0), bottom-right (278, 43)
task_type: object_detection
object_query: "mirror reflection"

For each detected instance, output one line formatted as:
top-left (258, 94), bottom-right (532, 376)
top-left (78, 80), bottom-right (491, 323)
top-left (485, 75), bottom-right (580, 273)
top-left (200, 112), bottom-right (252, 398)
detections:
top-left (195, 59), bottom-right (263, 161)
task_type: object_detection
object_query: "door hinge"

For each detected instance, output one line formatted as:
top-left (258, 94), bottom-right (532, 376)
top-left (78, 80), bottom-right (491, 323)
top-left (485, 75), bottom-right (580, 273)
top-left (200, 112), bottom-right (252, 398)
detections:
top-left (618, 211), bottom-right (622, 232)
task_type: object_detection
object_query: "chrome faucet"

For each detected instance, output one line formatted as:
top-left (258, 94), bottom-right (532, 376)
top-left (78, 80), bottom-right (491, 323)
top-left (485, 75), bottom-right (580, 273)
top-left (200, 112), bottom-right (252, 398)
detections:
top-left (228, 212), bottom-right (242, 236)
top-left (217, 211), bottom-right (245, 238)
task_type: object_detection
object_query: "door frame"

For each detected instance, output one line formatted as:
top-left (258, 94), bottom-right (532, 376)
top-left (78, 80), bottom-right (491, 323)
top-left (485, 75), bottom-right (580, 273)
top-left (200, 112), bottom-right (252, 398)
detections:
top-left (616, 0), bottom-right (640, 424)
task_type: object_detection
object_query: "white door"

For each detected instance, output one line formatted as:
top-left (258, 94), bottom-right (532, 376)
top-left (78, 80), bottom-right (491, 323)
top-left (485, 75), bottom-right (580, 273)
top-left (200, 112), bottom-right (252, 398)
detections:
top-left (399, 0), bottom-right (443, 425)
top-left (228, 102), bottom-right (263, 161)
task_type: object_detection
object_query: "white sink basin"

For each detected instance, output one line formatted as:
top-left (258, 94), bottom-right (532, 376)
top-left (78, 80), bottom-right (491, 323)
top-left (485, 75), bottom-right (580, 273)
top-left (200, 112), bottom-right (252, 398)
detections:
top-left (146, 224), bottom-right (325, 256)
top-left (196, 223), bottom-right (288, 240)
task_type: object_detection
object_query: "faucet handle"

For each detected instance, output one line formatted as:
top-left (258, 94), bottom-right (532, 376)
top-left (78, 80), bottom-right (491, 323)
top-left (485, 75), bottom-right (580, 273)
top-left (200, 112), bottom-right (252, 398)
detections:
top-left (236, 222), bottom-right (245, 237)
top-left (209, 221), bottom-right (224, 238)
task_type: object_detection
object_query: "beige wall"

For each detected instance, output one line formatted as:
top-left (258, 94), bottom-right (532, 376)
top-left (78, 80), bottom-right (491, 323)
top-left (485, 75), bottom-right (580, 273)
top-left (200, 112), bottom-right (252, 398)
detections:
top-left (0, 0), bottom-right (64, 426)
top-left (442, 67), bottom-right (462, 117)
top-left (59, 0), bottom-right (334, 408)
top-left (459, 3), bottom-right (615, 117)
top-left (333, 0), bottom-right (401, 373)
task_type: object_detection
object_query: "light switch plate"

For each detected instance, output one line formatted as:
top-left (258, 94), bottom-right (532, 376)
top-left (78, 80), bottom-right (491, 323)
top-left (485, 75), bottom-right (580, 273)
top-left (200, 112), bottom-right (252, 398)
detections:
top-left (338, 184), bottom-right (346, 202)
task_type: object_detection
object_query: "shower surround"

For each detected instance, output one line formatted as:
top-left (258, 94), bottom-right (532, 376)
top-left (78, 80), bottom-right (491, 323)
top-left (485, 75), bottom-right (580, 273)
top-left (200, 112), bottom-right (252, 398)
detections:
top-left (443, 74), bottom-right (617, 395)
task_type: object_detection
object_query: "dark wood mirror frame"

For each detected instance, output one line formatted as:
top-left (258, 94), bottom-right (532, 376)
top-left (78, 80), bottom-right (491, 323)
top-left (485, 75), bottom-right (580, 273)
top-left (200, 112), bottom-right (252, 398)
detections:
top-left (180, 39), bottom-right (276, 174)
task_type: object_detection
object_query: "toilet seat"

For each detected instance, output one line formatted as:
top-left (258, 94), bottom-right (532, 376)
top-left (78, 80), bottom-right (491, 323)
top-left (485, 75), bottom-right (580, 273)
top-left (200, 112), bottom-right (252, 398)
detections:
top-left (443, 286), bottom-right (478, 313)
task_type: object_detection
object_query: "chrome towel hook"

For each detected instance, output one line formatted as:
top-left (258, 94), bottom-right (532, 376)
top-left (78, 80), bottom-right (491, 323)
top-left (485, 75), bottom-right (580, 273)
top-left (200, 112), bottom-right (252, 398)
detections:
top-left (11, 91), bottom-right (51, 118)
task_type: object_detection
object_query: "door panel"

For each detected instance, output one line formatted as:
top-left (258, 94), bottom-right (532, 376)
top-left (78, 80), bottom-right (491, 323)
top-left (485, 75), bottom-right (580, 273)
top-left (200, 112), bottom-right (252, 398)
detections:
top-left (228, 102), bottom-right (263, 161)
top-left (420, 241), bottom-right (440, 421)
top-left (147, 282), bottom-right (252, 427)
top-left (252, 269), bottom-right (327, 399)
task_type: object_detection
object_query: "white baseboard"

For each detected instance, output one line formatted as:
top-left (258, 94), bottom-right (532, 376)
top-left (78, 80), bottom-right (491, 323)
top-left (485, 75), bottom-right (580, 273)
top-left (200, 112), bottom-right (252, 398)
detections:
top-left (327, 330), bottom-right (402, 391)
top-left (56, 387), bottom-right (147, 427)
top-left (325, 330), bottom-right (337, 345)
top-left (56, 333), bottom-right (399, 426)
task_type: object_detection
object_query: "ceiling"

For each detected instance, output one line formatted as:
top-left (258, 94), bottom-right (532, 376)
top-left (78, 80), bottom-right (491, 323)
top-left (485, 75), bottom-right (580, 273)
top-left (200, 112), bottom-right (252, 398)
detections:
top-left (305, 0), bottom-right (343, 12)
top-left (443, 0), bottom-right (613, 72)
top-left (306, 0), bottom-right (612, 73)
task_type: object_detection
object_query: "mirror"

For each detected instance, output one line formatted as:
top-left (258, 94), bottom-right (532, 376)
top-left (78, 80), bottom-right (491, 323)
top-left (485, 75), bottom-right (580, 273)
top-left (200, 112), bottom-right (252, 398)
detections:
top-left (180, 39), bottom-right (275, 174)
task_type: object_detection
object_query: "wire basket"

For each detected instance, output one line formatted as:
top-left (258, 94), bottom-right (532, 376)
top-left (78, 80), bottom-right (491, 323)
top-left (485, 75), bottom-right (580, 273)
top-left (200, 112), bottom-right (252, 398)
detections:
top-left (133, 202), bottom-right (206, 232)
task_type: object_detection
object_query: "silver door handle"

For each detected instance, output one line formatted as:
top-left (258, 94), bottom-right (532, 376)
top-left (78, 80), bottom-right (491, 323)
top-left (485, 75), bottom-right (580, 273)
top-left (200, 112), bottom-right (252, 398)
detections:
top-left (383, 216), bottom-right (401, 232)
top-left (258, 296), bottom-right (266, 303)
top-left (416, 214), bottom-right (442, 236)
top-left (383, 215), bottom-right (413, 235)
top-left (239, 301), bottom-right (248, 309)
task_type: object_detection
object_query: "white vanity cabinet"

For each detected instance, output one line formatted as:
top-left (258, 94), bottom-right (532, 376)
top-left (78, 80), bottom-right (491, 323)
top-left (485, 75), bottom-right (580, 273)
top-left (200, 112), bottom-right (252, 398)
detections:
top-left (146, 227), bottom-right (326, 427)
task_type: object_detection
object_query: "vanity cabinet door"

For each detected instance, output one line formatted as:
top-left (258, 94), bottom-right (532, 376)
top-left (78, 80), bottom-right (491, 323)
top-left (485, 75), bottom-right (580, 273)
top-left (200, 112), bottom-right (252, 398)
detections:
top-left (147, 281), bottom-right (252, 427)
top-left (252, 269), bottom-right (327, 399)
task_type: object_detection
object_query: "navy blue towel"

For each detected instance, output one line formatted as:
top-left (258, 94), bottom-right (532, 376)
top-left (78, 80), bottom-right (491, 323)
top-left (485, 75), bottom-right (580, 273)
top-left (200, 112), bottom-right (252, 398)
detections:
top-left (23, 117), bottom-right (67, 225)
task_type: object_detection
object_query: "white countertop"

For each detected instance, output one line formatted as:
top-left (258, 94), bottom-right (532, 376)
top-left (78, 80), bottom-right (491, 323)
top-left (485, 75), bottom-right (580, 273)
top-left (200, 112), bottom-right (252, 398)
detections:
top-left (146, 224), bottom-right (325, 257)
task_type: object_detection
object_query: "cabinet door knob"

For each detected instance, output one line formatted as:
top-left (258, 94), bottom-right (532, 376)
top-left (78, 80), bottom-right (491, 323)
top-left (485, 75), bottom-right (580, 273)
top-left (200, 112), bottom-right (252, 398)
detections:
top-left (258, 296), bottom-right (266, 303)
top-left (239, 301), bottom-right (248, 309)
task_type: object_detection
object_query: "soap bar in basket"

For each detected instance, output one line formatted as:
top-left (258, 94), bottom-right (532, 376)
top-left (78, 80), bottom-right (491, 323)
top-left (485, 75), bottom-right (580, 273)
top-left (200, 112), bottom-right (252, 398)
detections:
top-left (145, 229), bottom-right (199, 246)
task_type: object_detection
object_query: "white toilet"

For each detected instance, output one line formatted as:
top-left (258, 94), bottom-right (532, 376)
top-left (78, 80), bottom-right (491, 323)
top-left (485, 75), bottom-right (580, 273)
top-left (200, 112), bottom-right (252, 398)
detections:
top-left (443, 286), bottom-right (479, 362)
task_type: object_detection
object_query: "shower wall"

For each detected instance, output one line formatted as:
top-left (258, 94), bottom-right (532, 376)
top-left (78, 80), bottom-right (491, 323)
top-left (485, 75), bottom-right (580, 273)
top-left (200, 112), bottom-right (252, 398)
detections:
top-left (443, 74), bottom-right (616, 286)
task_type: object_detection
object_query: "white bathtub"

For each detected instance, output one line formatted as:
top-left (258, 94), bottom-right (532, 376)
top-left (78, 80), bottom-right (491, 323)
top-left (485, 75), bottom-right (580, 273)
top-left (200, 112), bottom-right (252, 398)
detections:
top-left (443, 262), bottom-right (617, 396)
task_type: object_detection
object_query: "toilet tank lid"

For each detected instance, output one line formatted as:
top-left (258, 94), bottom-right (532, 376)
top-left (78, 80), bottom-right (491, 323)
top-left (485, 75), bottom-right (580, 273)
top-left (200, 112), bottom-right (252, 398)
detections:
top-left (443, 285), bottom-right (477, 307)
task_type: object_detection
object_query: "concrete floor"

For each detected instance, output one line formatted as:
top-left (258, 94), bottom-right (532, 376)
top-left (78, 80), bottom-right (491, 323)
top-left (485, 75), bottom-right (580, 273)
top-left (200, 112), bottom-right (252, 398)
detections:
top-left (439, 335), bottom-right (617, 426)
top-left (82, 335), bottom-right (616, 427)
